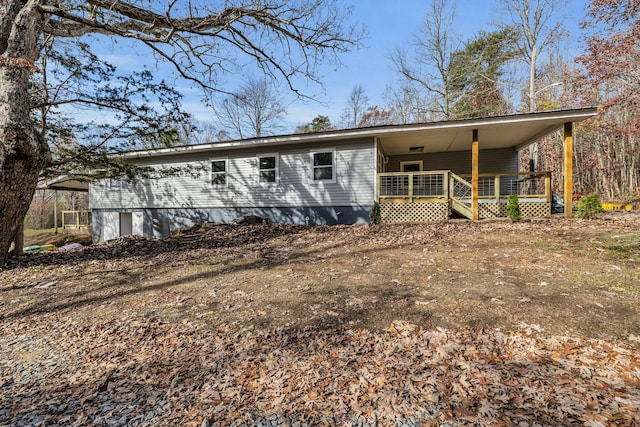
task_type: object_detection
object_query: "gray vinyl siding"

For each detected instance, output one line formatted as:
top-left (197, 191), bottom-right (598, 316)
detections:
top-left (90, 139), bottom-right (376, 210)
top-left (386, 148), bottom-right (518, 174)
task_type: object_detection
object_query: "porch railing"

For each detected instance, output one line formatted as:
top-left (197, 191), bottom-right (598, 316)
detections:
top-left (459, 172), bottom-right (551, 201)
top-left (449, 172), bottom-right (473, 218)
top-left (378, 171), bottom-right (551, 202)
top-left (378, 170), bottom-right (448, 202)
top-left (62, 210), bottom-right (92, 230)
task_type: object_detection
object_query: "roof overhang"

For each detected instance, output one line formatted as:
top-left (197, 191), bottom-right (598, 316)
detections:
top-left (121, 107), bottom-right (599, 159)
top-left (373, 108), bottom-right (598, 155)
top-left (37, 175), bottom-right (89, 192)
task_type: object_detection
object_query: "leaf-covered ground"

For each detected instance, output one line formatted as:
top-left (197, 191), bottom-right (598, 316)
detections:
top-left (1, 215), bottom-right (639, 426)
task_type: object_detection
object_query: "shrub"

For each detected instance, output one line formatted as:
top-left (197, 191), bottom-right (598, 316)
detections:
top-left (506, 194), bottom-right (521, 222)
top-left (369, 201), bottom-right (381, 225)
top-left (576, 193), bottom-right (603, 219)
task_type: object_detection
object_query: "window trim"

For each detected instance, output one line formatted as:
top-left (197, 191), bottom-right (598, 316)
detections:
top-left (310, 148), bottom-right (336, 183)
top-left (109, 177), bottom-right (123, 190)
top-left (256, 153), bottom-right (279, 185)
top-left (400, 160), bottom-right (423, 172)
top-left (210, 158), bottom-right (228, 186)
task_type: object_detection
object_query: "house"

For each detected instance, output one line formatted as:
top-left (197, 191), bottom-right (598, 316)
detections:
top-left (36, 175), bottom-right (91, 233)
top-left (89, 108), bottom-right (598, 242)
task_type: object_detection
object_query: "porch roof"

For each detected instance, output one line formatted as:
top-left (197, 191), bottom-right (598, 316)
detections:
top-left (121, 107), bottom-right (598, 159)
top-left (37, 175), bottom-right (89, 192)
top-left (372, 108), bottom-right (598, 155)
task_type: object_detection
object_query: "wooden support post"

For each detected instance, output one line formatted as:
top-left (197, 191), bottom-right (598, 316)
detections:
top-left (54, 190), bottom-right (58, 234)
top-left (408, 173), bottom-right (414, 203)
top-left (563, 122), bottom-right (573, 217)
top-left (545, 172), bottom-right (552, 203)
top-left (472, 129), bottom-right (479, 220)
top-left (443, 171), bottom-right (449, 199)
top-left (494, 175), bottom-right (501, 203)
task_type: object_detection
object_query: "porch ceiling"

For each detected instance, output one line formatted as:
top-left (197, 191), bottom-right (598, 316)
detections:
top-left (37, 175), bottom-right (89, 192)
top-left (375, 108), bottom-right (598, 156)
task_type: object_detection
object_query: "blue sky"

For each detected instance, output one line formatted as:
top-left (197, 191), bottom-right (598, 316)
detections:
top-left (268, 0), bottom-right (586, 129)
top-left (296, 0), bottom-right (588, 128)
top-left (89, 0), bottom-right (590, 133)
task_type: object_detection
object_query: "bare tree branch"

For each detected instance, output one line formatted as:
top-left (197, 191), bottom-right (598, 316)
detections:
top-left (39, 1), bottom-right (362, 99)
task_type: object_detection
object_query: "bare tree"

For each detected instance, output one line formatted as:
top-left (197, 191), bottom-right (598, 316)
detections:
top-left (390, 0), bottom-right (460, 120)
top-left (157, 118), bottom-right (231, 146)
top-left (357, 105), bottom-right (394, 127)
top-left (573, 0), bottom-right (640, 200)
top-left (0, 0), bottom-right (362, 265)
top-left (496, 0), bottom-right (567, 173)
top-left (341, 85), bottom-right (370, 128)
top-left (383, 84), bottom-right (429, 124)
top-left (191, 121), bottom-right (232, 144)
top-left (497, 0), bottom-right (568, 112)
top-left (215, 77), bottom-right (287, 138)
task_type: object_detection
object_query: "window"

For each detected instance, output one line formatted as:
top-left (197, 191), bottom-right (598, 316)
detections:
top-left (211, 159), bottom-right (227, 185)
top-left (258, 154), bottom-right (278, 184)
top-left (311, 150), bottom-right (335, 182)
top-left (400, 160), bottom-right (423, 172)
top-left (109, 177), bottom-right (123, 189)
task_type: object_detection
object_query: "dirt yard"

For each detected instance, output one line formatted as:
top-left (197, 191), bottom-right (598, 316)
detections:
top-left (1, 215), bottom-right (639, 426)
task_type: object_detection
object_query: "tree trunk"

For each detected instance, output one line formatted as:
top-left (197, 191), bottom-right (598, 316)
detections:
top-left (13, 221), bottom-right (24, 257)
top-left (0, 66), bottom-right (49, 265)
top-left (0, 0), bottom-right (49, 265)
top-left (529, 45), bottom-right (537, 113)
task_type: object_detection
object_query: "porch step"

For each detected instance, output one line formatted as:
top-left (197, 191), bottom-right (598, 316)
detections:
top-left (451, 198), bottom-right (473, 219)
top-left (448, 172), bottom-right (473, 220)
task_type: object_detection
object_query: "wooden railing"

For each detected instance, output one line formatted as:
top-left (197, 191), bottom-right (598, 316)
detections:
top-left (459, 172), bottom-right (551, 202)
top-left (448, 172), bottom-right (473, 218)
top-left (62, 210), bottom-right (92, 230)
top-left (378, 170), bottom-right (448, 202)
top-left (377, 171), bottom-right (551, 202)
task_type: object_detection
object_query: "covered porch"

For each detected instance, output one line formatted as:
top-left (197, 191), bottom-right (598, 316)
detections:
top-left (377, 170), bottom-right (551, 221)
top-left (372, 108), bottom-right (598, 222)
top-left (36, 175), bottom-right (91, 233)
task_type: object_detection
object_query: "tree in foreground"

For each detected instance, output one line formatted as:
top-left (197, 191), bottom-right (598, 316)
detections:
top-left (0, 1), bottom-right (362, 265)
